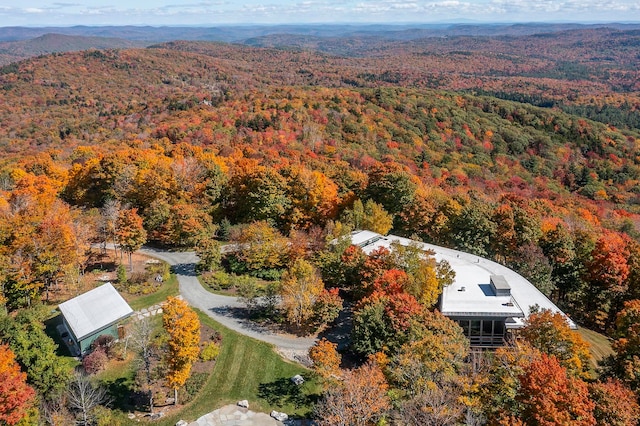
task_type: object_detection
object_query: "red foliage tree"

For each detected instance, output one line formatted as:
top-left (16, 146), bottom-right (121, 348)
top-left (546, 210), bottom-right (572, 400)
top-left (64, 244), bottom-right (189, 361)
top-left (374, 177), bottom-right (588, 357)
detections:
top-left (357, 246), bottom-right (394, 296)
top-left (589, 231), bottom-right (630, 291)
top-left (384, 292), bottom-right (423, 332)
top-left (82, 348), bottom-right (108, 375)
top-left (0, 344), bottom-right (36, 425)
top-left (372, 268), bottom-right (410, 295)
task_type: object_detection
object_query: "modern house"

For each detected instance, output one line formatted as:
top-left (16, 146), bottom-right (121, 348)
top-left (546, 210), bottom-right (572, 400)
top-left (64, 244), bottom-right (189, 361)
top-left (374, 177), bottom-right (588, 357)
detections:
top-left (58, 282), bottom-right (133, 355)
top-left (349, 230), bottom-right (576, 348)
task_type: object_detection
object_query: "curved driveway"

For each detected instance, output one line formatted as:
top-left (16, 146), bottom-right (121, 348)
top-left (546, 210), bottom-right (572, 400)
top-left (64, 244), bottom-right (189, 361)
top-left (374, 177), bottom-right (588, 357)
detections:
top-left (138, 247), bottom-right (316, 355)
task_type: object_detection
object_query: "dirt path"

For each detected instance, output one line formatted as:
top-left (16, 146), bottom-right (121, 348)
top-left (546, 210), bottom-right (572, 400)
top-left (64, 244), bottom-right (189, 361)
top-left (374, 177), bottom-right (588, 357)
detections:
top-left (138, 247), bottom-right (316, 359)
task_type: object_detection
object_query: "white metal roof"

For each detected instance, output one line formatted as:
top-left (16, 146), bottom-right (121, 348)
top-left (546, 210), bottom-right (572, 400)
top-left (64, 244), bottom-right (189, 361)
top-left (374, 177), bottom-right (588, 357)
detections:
top-left (349, 230), bottom-right (384, 247)
top-left (58, 283), bottom-right (133, 341)
top-left (349, 230), bottom-right (576, 329)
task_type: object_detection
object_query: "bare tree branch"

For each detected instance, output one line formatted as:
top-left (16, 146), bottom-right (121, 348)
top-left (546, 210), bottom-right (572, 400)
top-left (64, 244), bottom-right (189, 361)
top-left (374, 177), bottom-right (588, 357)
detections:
top-left (66, 372), bottom-right (109, 426)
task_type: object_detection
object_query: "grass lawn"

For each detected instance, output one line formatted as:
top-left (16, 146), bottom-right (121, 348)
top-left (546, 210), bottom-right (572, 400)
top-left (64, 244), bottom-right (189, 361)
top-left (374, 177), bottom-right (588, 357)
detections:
top-left (578, 326), bottom-right (614, 371)
top-left (156, 311), bottom-right (320, 426)
top-left (126, 274), bottom-right (179, 311)
top-left (96, 355), bottom-right (138, 417)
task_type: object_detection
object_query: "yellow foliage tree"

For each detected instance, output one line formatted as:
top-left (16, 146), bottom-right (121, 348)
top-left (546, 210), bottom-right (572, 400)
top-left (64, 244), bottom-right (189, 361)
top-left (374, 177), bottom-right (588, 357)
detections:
top-left (234, 221), bottom-right (288, 271)
top-left (388, 241), bottom-right (445, 307)
top-left (362, 199), bottom-right (393, 235)
top-left (280, 259), bottom-right (324, 329)
top-left (162, 297), bottom-right (200, 404)
top-left (416, 263), bottom-right (441, 307)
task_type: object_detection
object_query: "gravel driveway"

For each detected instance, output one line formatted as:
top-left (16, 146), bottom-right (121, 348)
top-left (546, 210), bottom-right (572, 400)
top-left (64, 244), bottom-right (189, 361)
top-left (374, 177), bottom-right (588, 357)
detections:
top-left (138, 247), bottom-right (316, 359)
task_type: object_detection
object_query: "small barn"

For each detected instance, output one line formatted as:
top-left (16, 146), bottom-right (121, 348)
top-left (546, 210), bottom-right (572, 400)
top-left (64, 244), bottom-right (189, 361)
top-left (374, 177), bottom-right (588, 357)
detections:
top-left (58, 283), bottom-right (133, 355)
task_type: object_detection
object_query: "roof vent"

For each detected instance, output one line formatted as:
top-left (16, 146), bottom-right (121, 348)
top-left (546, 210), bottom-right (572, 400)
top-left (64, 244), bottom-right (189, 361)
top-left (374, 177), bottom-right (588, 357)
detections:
top-left (458, 286), bottom-right (466, 292)
top-left (490, 275), bottom-right (511, 296)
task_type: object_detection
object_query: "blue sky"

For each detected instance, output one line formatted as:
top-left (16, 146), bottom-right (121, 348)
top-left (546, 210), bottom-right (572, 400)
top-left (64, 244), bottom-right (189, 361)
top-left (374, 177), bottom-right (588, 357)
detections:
top-left (2, 1), bottom-right (639, 26)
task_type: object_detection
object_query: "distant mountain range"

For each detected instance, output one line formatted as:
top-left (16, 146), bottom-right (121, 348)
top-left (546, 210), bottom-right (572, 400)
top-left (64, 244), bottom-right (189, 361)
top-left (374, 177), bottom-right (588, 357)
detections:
top-left (3, 23), bottom-right (640, 43)
top-left (1, 23), bottom-right (640, 66)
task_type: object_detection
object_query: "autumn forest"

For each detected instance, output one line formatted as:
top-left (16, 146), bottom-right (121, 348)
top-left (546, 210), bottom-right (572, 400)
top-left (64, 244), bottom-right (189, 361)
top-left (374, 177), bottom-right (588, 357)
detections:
top-left (1, 24), bottom-right (640, 425)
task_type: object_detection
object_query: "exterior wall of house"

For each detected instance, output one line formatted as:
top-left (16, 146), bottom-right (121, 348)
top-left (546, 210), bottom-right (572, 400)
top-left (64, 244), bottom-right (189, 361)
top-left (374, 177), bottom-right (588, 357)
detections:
top-left (451, 316), bottom-right (507, 347)
top-left (78, 323), bottom-right (119, 354)
top-left (61, 316), bottom-right (81, 355)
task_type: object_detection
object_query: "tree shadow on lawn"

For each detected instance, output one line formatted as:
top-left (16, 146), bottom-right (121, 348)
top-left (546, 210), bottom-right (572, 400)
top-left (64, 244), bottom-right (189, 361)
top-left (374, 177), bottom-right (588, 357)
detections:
top-left (104, 377), bottom-right (137, 412)
top-left (257, 378), bottom-right (319, 416)
top-left (209, 305), bottom-right (287, 336)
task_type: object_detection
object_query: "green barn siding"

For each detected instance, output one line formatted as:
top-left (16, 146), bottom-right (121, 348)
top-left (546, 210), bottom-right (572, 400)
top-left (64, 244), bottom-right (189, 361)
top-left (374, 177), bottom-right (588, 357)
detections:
top-left (79, 323), bottom-right (119, 354)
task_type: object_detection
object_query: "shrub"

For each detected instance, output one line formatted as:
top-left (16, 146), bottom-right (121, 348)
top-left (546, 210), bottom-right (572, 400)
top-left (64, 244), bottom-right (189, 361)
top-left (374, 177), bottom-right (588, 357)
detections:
top-left (250, 268), bottom-right (283, 281)
top-left (91, 334), bottom-right (115, 358)
top-left (146, 261), bottom-right (170, 282)
top-left (200, 341), bottom-right (220, 361)
top-left (226, 254), bottom-right (249, 275)
top-left (126, 284), bottom-right (141, 295)
top-left (140, 283), bottom-right (158, 295)
top-left (83, 348), bottom-right (108, 374)
top-left (202, 270), bottom-right (232, 290)
top-left (129, 272), bottom-right (148, 285)
top-left (117, 264), bottom-right (127, 285)
top-left (178, 372), bottom-right (208, 404)
top-left (109, 341), bottom-right (126, 361)
top-left (94, 406), bottom-right (125, 426)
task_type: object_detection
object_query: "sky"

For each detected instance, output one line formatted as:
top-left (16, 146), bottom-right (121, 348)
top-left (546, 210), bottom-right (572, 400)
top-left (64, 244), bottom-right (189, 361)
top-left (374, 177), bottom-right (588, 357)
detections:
top-left (1, 0), bottom-right (639, 27)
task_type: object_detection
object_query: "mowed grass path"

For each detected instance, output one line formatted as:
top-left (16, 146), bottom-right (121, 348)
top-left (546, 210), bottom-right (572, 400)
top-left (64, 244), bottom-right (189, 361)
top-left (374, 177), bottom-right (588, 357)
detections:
top-left (158, 311), bottom-right (319, 426)
top-left (578, 326), bottom-right (614, 371)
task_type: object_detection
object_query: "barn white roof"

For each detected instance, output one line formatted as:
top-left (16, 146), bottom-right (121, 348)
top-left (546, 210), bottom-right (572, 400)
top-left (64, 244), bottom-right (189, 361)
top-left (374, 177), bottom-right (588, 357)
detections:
top-left (59, 283), bottom-right (133, 340)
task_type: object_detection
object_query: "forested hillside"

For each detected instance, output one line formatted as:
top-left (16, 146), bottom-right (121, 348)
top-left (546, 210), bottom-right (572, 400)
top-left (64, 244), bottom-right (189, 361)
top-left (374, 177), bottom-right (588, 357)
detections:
top-left (1, 27), bottom-right (640, 424)
top-left (0, 38), bottom-right (639, 329)
top-left (0, 33), bottom-right (146, 65)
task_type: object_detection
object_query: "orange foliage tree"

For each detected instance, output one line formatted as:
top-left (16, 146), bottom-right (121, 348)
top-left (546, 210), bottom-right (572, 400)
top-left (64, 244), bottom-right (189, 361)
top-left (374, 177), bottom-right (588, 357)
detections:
top-left (116, 208), bottom-right (147, 271)
top-left (308, 338), bottom-right (341, 382)
top-left (162, 297), bottom-right (200, 405)
top-left (517, 353), bottom-right (595, 426)
top-left (589, 378), bottom-right (640, 426)
top-left (315, 360), bottom-right (390, 426)
top-left (610, 299), bottom-right (640, 391)
top-left (0, 344), bottom-right (36, 425)
top-left (585, 231), bottom-right (631, 328)
top-left (520, 309), bottom-right (591, 378)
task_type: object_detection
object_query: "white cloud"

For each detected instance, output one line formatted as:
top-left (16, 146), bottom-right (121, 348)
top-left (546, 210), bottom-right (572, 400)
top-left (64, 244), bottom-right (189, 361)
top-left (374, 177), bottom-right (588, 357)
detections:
top-left (2, 0), bottom-right (639, 25)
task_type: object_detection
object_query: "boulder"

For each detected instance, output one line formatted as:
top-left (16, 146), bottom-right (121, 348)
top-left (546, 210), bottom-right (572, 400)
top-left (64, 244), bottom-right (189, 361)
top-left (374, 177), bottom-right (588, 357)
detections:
top-left (291, 374), bottom-right (304, 386)
top-left (237, 400), bottom-right (249, 408)
top-left (176, 421), bottom-right (188, 426)
top-left (270, 411), bottom-right (289, 422)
